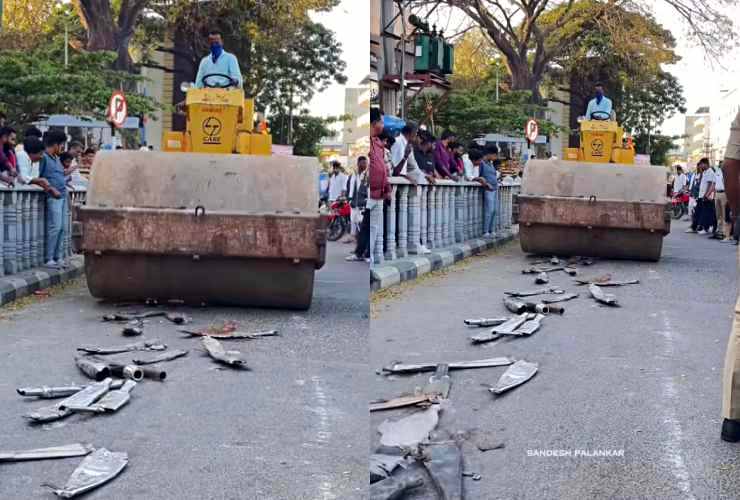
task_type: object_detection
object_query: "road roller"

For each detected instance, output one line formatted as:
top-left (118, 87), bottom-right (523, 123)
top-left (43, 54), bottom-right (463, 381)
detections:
top-left (74, 79), bottom-right (326, 309)
top-left (517, 116), bottom-right (671, 261)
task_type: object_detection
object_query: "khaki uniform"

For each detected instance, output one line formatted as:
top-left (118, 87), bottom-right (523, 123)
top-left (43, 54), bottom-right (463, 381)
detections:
top-left (722, 110), bottom-right (740, 419)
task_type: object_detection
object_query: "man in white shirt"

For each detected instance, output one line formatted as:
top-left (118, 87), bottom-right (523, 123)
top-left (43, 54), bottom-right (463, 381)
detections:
top-left (389, 123), bottom-right (431, 254)
top-left (462, 142), bottom-right (481, 180)
top-left (327, 161), bottom-right (348, 203)
top-left (16, 127), bottom-right (44, 185)
top-left (714, 162), bottom-right (732, 241)
top-left (16, 137), bottom-right (49, 189)
top-left (688, 158), bottom-right (717, 234)
top-left (672, 166), bottom-right (687, 195)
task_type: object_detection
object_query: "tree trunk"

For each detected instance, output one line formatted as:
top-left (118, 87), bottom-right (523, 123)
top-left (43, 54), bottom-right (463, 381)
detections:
top-left (506, 58), bottom-right (543, 103)
top-left (74, 0), bottom-right (146, 72)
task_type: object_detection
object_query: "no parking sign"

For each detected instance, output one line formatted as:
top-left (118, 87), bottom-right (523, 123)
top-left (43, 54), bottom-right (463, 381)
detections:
top-left (108, 90), bottom-right (128, 128)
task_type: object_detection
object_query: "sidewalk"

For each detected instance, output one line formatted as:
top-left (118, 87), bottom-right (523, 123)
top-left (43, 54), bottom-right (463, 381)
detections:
top-left (370, 227), bottom-right (518, 291)
top-left (0, 255), bottom-right (84, 306)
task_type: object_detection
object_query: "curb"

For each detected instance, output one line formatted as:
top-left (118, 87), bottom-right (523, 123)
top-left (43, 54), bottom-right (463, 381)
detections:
top-left (370, 229), bottom-right (518, 291)
top-left (0, 256), bottom-right (84, 306)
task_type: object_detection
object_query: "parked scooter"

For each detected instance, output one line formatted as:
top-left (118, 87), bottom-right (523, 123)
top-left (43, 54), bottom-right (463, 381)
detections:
top-left (672, 190), bottom-right (689, 219)
top-left (327, 197), bottom-right (352, 241)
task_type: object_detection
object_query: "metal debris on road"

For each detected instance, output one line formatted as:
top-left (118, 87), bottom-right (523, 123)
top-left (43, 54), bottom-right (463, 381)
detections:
top-left (504, 287), bottom-right (564, 297)
top-left (27, 379), bottom-right (112, 423)
top-left (577, 278), bottom-right (640, 287)
top-left (507, 314), bottom-right (545, 336)
top-left (535, 272), bottom-right (549, 284)
top-left (0, 444), bottom-right (94, 463)
top-left (574, 274), bottom-right (612, 285)
top-left (382, 357), bottom-right (513, 375)
top-left (84, 357), bottom-right (144, 381)
top-left (369, 453), bottom-right (407, 483)
top-left (16, 380), bottom-right (126, 400)
top-left (103, 311), bottom-right (166, 322)
top-left (588, 284), bottom-right (619, 306)
top-left (463, 317), bottom-right (508, 327)
top-left (121, 326), bottom-right (143, 337)
top-left (422, 441), bottom-right (463, 500)
top-left (564, 267), bottom-right (578, 276)
top-left (489, 314), bottom-right (530, 335)
top-left (369, 473), bottom-right (424, 500)
top-left (423, 364), bottom-right (451, 399)
top-left (140, 365), bottom-right (167, 381)
top-left (370, 394), bottom-right (435, 412)
top-left (132, 349), bottom-right (188, 365)
top-left (378, 405), bottom-right (441, 448)
top-left (550, 257), bottom-right (560, 265)
top-left (504, 297), bottom-right (527, 314)
top-left (165, 313), bottom-right (191, 324)
top-left (74, 356), bottom-right (111, 381)
top-left (546, 304), bottom-right (565, 315)
top-left (66, 380), bottom-right (136, 414)
top-left (462, 471), bottom-right (482, 481)
top-left (201, 336), bottom-right (248, 368)
top-left (541, 293), bottom-right (579, 304)
top-left (44, 448), bottom-right (128, 499)
top-left (489, 360), bottom-right (538, 394)
top-left (77, 339), bottom-right (167, 355)
top-left (180, 329), bottom-right (279, 340)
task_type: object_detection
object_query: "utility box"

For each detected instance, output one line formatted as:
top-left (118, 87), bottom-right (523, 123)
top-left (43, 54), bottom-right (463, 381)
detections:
top-left (414, 35), bottom-right (431, 72)
top-left (429, 37), bottom-right (444, 72)
top-left (443, 43), bottom-right (455, 74)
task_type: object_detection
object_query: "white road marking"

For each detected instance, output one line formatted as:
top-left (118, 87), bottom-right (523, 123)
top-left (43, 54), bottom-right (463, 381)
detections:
top-left (658, 311), bottom-right (695, 499)
top-left (310, 375), bottom-right (337, 500)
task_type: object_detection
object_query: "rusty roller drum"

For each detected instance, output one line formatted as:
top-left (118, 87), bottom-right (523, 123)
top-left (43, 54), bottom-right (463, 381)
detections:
top-left (518, 160), bottom-right (671, 261)
top-left (76, 152), bottom-right (326, 309)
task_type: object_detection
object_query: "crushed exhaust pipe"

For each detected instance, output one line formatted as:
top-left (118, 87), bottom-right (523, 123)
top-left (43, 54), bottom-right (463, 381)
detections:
top-left (463, 318), bottom-right (508, 327)
top-left (140, 366), bottom-right (167, 381)
top-left (504, 298), bottom-right (527, 314)
top-left (75, 357), bottom-right (111, 382)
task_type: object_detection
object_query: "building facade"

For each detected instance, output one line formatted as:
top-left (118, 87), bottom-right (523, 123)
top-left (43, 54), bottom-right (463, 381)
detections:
top-left (684, 107), bottom-right (712, 166)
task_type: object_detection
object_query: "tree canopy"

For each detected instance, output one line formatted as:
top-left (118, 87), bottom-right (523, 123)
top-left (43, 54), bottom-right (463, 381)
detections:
top-left (268, 112), bottom-right (342, 157)
top-left (409, 0), bottom-right (735, 102)
top-left (0, 45), bottom-right (159, 126)
top-left (408, 86), bottom-right (562, 145)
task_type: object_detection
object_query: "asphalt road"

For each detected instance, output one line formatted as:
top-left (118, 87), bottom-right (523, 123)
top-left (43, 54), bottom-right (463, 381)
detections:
top-left (0, 241), bottom-right (369, 500)
top-left (370, 221), bottom-right (740, 499)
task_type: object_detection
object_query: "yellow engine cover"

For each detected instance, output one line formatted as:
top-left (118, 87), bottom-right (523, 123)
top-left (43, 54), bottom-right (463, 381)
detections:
top-left (186, 88), bottom-right (243, 154)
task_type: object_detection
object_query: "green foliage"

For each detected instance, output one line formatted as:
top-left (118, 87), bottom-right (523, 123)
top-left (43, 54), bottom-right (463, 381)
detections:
top-left (408, 85), bottom-right (563, 145)
top-left (145, 0), bottom-right (346, 114)
top-left (0, 42), bottom-right (160, 126)
top-left (546, 0), bottom-right (686, 135)
top-left (633, 133), bottom-right (682, 166)
top-left (268, 112), bottom-right (341, 157)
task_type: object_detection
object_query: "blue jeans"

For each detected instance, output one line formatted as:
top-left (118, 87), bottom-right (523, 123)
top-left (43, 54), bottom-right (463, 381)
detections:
top-left (483, 189), bottom-right (497, 234)
top-left (46, 195), bottom-right (67, 262)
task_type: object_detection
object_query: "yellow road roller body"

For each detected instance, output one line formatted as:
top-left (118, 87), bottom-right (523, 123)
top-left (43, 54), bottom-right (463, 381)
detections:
top-left (76, 88), bottom-right (326, 309)
top-left (519, 120), bottom-right (671, 261)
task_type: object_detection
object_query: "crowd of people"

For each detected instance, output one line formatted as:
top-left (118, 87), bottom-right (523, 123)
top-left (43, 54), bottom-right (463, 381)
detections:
top-left (675, 158), bottom-right (737, 244)
top-left (0, 126), bottom-right (98, 269)
top-left (343, 108), bottom-right (504, 265)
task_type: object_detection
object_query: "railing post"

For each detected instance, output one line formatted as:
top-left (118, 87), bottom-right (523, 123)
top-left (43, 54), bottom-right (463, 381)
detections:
top-left (447, 184), bottom-right (454, 245)
top-left (384, 185), bottom-right (397, 261)
top-left (407, 184), bottom-right (421, 254)
top-left (397, 184), bottom-right (408, 258)
top-left (434, 185), bottom-right (443, 248)
top-left (427, 185), bottom-right (436, 249)
top-left (22, 191), bottom-right (31, 270)
top-left (419, 185), bottom-right (428, 251)
top-left (455, 185), bottom-right (464, 243)
top-left (3, 189), bottom-right (18, 275)
top-left (440, 185), bottom-right (448, 247)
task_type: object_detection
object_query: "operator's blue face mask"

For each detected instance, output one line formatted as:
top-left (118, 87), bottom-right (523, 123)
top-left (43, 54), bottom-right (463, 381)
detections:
top-left (210, 42), bottom-right (223, 62)
top-left (595, 89), bottom-right (604, 103)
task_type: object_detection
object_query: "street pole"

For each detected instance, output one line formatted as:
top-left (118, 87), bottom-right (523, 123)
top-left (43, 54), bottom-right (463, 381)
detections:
top-left (0, 0), bottom-right (4, 33)
top-left (496, 64), bottom-right (500, 103)
top-left (64, 24), bottom-right (69, 67)
top-left (398, 1), bottom-right (406, 120)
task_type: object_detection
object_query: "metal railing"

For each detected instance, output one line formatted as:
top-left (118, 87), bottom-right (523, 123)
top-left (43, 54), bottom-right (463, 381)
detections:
top-left (0, 185), bottom-right (87, 277)
top-left (377, 176), bottom-right (520, 262)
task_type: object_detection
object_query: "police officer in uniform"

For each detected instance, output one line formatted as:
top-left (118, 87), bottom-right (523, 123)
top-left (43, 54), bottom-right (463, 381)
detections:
top-left (721, 110), bottom-right (740, 441)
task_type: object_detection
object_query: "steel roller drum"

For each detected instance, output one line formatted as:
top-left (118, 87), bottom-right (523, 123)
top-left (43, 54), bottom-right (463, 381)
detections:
top-left (75, 151), bottom-right (326, 309)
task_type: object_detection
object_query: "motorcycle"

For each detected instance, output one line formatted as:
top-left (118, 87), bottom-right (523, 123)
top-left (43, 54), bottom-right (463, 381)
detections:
top-left (671, 190), bottom-right (689, 220)
top-left (327, 198), bottom-right (352, 241)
